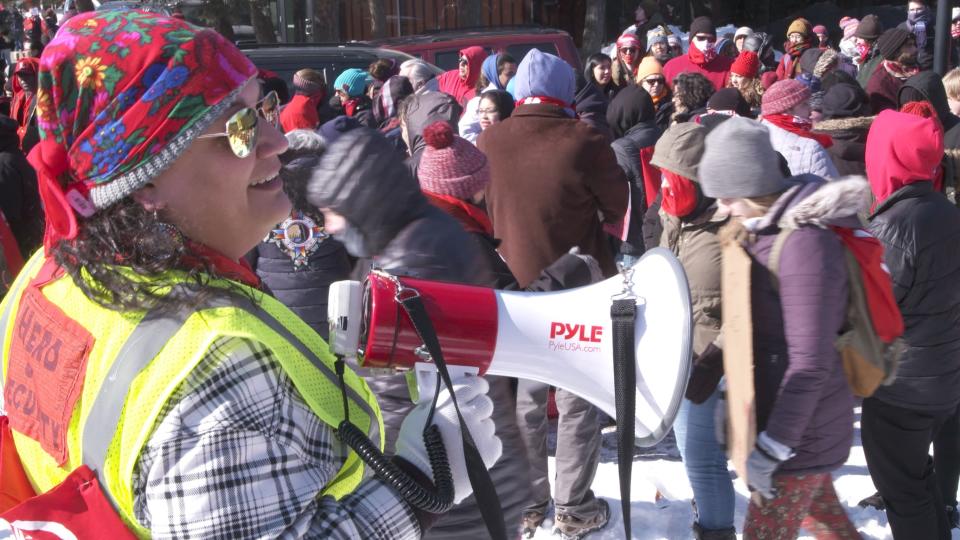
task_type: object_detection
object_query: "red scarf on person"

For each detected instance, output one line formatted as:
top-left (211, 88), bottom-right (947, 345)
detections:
top-left (763, 113), bottom-right (834, 148)
top-left (423, 191), bottom-right (494, 236)
top-left (882, 59), bottom-right (921, 81)
top-left (184, 240), bottom-right (261, 289)
top-left (688, 44), bottom-right (717, 66)
top-left (785, 40), bottom-right (811, 59)
top-left (660, 170), bottom-right (699, 217)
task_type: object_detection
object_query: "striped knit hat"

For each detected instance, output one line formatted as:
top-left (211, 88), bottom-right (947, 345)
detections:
top-left (417, 122), bottom-right (489, 199)
top-left (293, 68), bottom-right (325, 96)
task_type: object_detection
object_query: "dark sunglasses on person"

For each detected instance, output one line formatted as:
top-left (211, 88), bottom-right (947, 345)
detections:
top-left (459, 57), bottom-right (469, 66)
top-left (643, 77), bottom-right (665, 86)
top-left (621, 47), bottom-right (638, 54)
top-left (196, 91), bottom-right (280, 159)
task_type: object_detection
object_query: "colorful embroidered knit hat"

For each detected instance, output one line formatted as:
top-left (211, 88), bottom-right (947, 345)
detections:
top-left (29, 9), bottom-right (257, 250)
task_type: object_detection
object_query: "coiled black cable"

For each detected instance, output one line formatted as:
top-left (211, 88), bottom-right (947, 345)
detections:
top-left (337, 421), bottom-right (455, 513)
top-left (334, 358), bottom-right (455, 514)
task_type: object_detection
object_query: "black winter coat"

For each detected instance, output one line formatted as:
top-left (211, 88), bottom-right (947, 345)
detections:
top-left (0, 121), bottom-right (41, 255)
top-left (305, 127), bottom-right (530, 539)
top-left (869, 182), bottom-right (960, 411)
top-left (611, 122), bottom-right (660, 256)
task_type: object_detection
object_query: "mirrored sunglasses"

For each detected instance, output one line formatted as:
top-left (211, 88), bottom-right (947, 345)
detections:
top-left (197, 106), bottom-right (259, 159)
top-left (257, 90), bottom-right (280, 128)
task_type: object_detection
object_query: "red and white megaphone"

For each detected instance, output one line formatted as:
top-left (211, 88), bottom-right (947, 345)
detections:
top-left (328, 248), bottom-right (693, 446)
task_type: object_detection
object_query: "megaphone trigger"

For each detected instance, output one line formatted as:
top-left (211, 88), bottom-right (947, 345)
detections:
top-left (414, 362), bottom-right (480, 406)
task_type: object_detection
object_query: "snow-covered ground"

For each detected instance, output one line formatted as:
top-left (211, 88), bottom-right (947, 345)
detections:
top-left (529, 407), bottom-right (960, 539)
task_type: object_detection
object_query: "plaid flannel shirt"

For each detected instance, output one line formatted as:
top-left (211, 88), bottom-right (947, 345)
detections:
top-left (131, 336), bottom-right (421, 539)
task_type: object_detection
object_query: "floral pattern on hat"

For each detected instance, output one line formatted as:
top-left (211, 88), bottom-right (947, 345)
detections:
top-left (34, 9), bottom-right (256, 206)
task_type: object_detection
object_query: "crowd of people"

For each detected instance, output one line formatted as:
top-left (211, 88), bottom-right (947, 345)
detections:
top-left (2, 2), bottom-right (960, 540)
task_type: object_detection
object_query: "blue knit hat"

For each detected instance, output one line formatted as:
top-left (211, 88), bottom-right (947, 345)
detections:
top-left (334, 68), bottom-right (371, 98)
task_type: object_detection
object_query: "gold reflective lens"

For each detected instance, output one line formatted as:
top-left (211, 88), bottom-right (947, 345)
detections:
top-left (258, 90), bottom-right (280, 127)
top-left (225, 107), bottom-right (258, 159)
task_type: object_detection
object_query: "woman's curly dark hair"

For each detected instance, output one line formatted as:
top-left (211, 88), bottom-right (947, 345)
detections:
top-left (672, 72), bottom-right (715, 116)
top-left (52, 198), bottom-right (242, 314)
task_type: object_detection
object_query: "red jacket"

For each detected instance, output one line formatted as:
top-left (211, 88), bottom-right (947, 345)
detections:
top-left (279, 94), bottom-right (321, 133)
top-left (437, 46), bottom-right (487, 107)
top-left (662, 52), bottom-right (733, 92)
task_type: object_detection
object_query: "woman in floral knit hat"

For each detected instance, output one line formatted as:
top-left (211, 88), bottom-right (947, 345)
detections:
top-left (0, 10), bottom-right (500, 539)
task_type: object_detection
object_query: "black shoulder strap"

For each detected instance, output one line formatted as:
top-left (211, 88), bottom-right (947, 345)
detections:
top-left (611, 298), bottom-right (637, 539)
top-left (398, 293), bottom-right (508, 540)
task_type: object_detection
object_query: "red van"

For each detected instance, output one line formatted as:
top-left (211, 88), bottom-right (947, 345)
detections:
top-left (364, 27), bottom-right (581, 73)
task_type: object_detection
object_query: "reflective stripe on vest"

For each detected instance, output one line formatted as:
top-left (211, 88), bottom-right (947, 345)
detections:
top-left (1, 253), bottom-right (383, 537)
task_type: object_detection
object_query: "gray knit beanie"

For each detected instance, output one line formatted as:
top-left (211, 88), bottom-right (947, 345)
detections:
top-left (698, 116), bottom-right (788, 198)
top-left (650, 123), bottom-right (707, 180)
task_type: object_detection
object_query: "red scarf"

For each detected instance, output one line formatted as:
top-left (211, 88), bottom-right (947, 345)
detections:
top-left (660, 170), bottom-right (699, 218)
top-left (763, 113), bottom-right (834, 149)
top-left (343, 97), bottom-right (364, 117)
top-left (423, 191), bottom-right (494, 236)
top-left (688, 44), bottom-right (717, 66)
top-left (785, 40), bottom-right (811, 59)
top-left (856, 42), bottom-right (871, 64)
top-left (882, 60), bottom-right (921, 81)
top-left (184, 240), bottom-right (261, 289)
top-left (517, 96), bottom-right (575, 117)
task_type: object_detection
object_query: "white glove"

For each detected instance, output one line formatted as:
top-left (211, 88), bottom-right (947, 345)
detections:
top-left (395, 375), bottom-right (502, 504)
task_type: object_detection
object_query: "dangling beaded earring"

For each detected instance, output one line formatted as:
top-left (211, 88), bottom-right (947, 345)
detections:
top-left (153, 210), bottom-right (184, 246)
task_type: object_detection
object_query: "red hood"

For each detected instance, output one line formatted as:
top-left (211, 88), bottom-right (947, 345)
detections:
top-left (460, 46), bottom-right (488, 88)
top-left (12, 57), bottom-right (39, 96)
top-left (866, 109), bottom-right (943, 205)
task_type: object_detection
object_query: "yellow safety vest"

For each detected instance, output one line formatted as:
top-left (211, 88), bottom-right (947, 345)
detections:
top-left (0, 252), bottom-right (383, 538)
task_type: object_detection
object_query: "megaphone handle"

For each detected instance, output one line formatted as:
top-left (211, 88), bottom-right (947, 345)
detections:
top-left (398, 293), bottom-right (508, 540)
top-left (413, 362), bottom-right (480, 405)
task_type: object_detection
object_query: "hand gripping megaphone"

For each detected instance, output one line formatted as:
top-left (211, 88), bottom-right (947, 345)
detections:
top-left (327, 247), bottom-right (693, 446)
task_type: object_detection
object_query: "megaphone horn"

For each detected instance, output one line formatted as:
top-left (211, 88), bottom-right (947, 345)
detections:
top-left (328, 247), bottom-right (693, 446)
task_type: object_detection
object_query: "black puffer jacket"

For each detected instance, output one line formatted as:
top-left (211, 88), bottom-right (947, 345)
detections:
top-left (306, 128), bottom-right (530, 539)
top-left (608, 85), bottom-right (660, 256)
top-left (248, 224), bottom-right (352, 340)
top-left (869, 182), bottom-right (960, 411)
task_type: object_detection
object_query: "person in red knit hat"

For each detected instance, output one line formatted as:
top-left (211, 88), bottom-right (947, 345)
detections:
top-left (729, 50), bottom-right (764, 114)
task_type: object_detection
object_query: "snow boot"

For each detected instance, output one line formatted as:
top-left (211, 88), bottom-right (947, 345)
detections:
top-left (692, 522), bottom-right (737, 540)
top-left (521, 509), bottom-right (547, 539)
top-left (857, 491), bottom-right (885, 510)
top-left (553, 499), bottom-right (610, 540)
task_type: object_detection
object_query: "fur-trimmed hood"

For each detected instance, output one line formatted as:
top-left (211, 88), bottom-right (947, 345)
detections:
top-left (813, 115), bottom-right (875, 134)
top-left (750, 175), bottom-right (870, 233)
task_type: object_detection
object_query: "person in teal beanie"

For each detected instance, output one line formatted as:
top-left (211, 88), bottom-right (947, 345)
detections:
top-left (333, 67), bottom-right (375, 127)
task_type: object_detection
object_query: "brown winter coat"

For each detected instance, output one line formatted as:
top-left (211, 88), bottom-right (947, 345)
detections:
top-left (478, 103), bottom-right (629, 286)
top-left (660, 205), bottom-right (729, 356)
